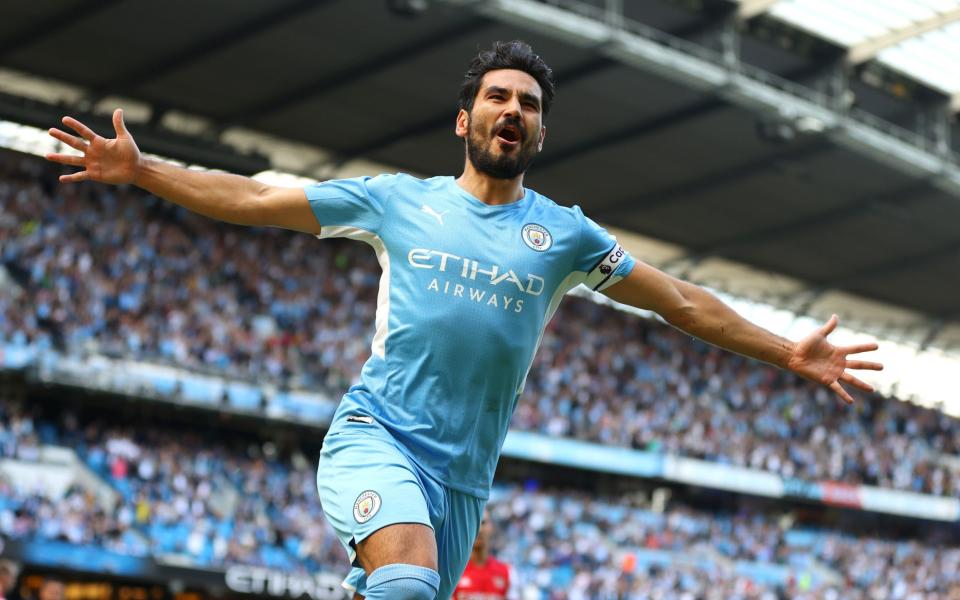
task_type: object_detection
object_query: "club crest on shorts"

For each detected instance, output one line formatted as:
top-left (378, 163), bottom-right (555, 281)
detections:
top-left (522, 223), bottom-right (553, 252)
top-left (353, 490), bottom-right (381, 523)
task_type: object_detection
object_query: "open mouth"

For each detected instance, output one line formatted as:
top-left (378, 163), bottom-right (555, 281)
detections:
top-left (495, 123), bottom-right (523, 145)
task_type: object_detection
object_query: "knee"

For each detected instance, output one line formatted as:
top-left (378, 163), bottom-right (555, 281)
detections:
top-left (363, 564), bottom-right (440, 600)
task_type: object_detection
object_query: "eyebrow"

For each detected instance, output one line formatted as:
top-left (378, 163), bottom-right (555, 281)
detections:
top-left (484, 86), bottom-right (542, 109)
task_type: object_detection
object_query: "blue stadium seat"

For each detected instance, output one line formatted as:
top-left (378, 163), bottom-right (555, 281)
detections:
top-left (179, 378), bottom-right (222, 405)
top-left (273, 392), bottom-right (335, 423)
top-left (227, 383), bottom-right (262, 410)
top-left (733, 561), bottom-right (793, 586)
top-left (784, 529), bottom-right (819, 547)
top-left (0, 344), bottom-right (37, 369)
top-left (148, 374), bottom-right (177, 396)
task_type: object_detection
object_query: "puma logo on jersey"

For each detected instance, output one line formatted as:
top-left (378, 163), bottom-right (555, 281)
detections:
top-left (421, 204), bottom-right (448, 225)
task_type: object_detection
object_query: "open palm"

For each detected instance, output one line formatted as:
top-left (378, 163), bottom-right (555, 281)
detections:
top-left (786, 314), bottom-right (882, 404)
top-left (46, 108), bottom-right (141, 185)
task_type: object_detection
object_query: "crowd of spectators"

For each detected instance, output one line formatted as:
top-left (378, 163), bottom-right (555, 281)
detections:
top-left (518, 300), bottom-right (960, 498)
top-left (0, 399), bottom-right (343, 574)
top-left (2, 149), bottom-right (960, 501)
top-left (2, 400), bottom-right (959, 599)
top-left (0, 150), bottom-right (377, 394)
top-left (0, 402), bottom-right (145, 555)
top-left (489, 484), bottom-right (960, 600)
top-left (0, 144), bottom-right (960, 495)
top-left (0, 482), bottom-right (146, 556)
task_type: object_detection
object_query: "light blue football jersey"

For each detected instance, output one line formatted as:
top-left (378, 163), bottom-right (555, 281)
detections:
top-left (306, 174), bottom-right (635, 498)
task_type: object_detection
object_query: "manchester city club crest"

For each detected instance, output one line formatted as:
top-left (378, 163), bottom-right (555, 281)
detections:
top-left (521, 223), bottom-right (553, 252)
top-left (353, 490), bottom-right (382, 523)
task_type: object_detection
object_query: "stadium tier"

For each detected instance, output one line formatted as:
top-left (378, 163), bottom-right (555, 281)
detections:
top-left (2, 148), bottom-right (960, 597)
top-left (4, 0), bottom-right (960, 597)
top-left (1, 399), bottom-right (957, 600)
top-left (1, 150), bottom-right (958, 502)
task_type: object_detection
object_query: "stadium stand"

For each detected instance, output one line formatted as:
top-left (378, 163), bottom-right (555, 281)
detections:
top-left (2, 149), bottom-right (958, 501)
top-left (1, 399), bottom-right (958, 599)
top-left (4, 1), bottom-right (960, 598)
top-left (2, 147), bottom-right (960, 596)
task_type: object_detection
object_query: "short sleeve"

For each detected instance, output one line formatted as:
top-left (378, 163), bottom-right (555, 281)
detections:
top-left (303, 174), bottom-right (395, 239)
top-left (571, 207), bottom-right (635, 292)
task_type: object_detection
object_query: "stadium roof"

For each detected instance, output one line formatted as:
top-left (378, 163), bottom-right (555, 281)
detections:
top-left (1, 0), bottom-right (960, 354)
top-left (766, 0), bottom-right (960, 104)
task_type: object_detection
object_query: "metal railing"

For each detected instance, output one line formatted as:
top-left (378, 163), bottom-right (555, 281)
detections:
top-left (527, 0), bottom-right (958, 164)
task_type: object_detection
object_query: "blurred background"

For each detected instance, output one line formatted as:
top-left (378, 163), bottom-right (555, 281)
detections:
top-left (1, 0), bottom-right (960, 598)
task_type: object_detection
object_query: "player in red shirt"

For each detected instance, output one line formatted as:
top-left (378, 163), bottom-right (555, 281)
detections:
top-left (454, 511), bottom-right (517, 600)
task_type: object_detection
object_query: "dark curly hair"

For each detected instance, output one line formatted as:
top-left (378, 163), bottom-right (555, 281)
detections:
top-left (458, 40), bottom-right (556, 117)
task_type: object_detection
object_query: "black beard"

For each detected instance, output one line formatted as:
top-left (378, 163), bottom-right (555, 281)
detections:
top-left (466, 119), bottom-right (538, 180)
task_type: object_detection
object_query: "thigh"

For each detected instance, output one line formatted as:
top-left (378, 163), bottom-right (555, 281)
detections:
top-left (355, 522), bottom-right (437, 572)
top-left (316, 422), bottom-right (435, 566)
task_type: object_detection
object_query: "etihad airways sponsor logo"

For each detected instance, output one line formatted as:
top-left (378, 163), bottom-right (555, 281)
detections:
top-left (408, 249), bottom-right (544, 295)
top-left (408, 248), bottom-right (545, 313)
top-left (225, 565), bottom-right (346, 599)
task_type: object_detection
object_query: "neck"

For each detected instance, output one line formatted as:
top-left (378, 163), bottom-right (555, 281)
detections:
top-left (471, 547), bottom-right (488, 564)
top-left (456, 161), bottom-right (525, 206)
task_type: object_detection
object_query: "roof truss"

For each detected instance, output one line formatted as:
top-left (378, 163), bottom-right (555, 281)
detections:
top-left (847, 6), bottom-right (960, 65)
top-left (736, 0), bottom-right (780, 20)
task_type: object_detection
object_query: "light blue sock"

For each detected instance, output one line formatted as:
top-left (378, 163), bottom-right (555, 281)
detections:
top-left (362, 563), bottom-right (440, 600)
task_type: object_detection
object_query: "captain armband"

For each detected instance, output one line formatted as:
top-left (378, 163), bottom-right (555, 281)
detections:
top-left (584, 243), bottom-right (629, 292)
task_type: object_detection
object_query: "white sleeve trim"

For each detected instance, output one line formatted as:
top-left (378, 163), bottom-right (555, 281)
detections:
top-left (316, 226), bottom-right (390, 359)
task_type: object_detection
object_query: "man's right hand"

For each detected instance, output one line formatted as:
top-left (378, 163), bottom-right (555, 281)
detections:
top-left (44, 107), bottom-right (320, 234)
top-left (47, 108), bottom-right (141, 185)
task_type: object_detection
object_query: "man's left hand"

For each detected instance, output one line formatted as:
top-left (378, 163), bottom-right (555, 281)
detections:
top-left (786, 314), bottom-right (883, 404)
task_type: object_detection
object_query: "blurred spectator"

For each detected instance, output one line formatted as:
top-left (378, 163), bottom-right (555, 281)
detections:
top-left (35, 579), bottom-right (63, 600)
top-left (0, 560), bottom-right (19, 600)
top-left (454, 509), bottom-right (518, 600)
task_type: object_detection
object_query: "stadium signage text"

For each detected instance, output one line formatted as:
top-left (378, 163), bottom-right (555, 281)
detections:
top-left (820, 482), bottom-right (862, 508)
top-left (225, 566), bottom-right (346, 600)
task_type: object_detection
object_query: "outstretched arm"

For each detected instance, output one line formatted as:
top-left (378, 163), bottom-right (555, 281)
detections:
top-left (603, 261), bottom-right (882, 404)
top-left (46, 109), bottom-right (319, 234)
